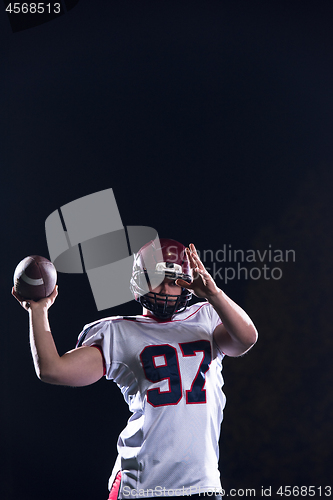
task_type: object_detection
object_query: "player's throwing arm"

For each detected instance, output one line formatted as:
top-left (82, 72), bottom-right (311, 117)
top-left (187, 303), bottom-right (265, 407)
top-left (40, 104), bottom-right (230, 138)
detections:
top-left (12, 285), bottom-right (104, 387)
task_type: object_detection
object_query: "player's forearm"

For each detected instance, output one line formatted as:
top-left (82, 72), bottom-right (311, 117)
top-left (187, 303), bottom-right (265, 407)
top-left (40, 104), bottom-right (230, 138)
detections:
top-left (208, 289), bottom-right (258, 352)
top-left (29, 306), bottom-right (61, 382)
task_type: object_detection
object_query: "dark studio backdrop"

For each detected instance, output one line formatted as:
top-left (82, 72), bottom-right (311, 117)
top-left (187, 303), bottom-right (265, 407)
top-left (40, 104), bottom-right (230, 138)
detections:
top-left (1, 1), bottom-right (332, 499)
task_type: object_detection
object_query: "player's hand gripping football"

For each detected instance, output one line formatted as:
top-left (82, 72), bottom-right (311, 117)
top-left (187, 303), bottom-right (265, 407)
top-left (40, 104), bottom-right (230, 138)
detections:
top-left (176, 243), bottom-right (220, 299)
top-left (11, 286), bottom-right (58, 312)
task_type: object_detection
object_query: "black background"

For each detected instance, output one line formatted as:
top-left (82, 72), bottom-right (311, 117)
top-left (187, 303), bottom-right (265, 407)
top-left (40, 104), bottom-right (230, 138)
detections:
top-left (1, 1), bottom-right (333, 499)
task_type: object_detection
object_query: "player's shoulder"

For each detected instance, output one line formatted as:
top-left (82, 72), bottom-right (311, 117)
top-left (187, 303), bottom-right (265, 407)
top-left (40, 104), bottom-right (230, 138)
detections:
top-left (76, 314), bottom-right (142, 348)
top-left (80, 312), bottom-right (153, 335)
top-left (185, 300), bottom-right (212, 314)
top-left (82, 314), bottom-right (141, 331)
top-left (187, 300), bottom-right (211, 312)
top-left (177, 300), bottom-right (213, 319)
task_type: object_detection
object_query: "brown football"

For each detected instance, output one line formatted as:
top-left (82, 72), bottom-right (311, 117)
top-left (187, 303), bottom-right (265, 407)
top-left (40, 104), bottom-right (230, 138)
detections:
top-left (13, 255), bottom-right (57, 301)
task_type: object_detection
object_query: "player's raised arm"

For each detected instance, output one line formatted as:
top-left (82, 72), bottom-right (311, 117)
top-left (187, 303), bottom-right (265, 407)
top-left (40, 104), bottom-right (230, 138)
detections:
top-left (11, 287), bottom-right (104, 386)
top-left (176, 243), bottom-right (258, 357)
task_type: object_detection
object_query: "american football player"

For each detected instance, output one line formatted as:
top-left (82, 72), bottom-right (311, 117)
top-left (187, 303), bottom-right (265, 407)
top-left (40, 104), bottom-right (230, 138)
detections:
top-left (12, 239), bottom-right (258, 500)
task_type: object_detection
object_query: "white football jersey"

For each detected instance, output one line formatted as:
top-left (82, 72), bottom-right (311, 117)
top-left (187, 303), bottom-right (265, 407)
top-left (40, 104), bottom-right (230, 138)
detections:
top-left (76, 301), bottom-right (226, 498)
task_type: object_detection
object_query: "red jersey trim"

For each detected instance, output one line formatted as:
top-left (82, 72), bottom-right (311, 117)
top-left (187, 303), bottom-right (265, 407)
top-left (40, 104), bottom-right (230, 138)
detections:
top-left (108, 470), bottom-right (122, 500)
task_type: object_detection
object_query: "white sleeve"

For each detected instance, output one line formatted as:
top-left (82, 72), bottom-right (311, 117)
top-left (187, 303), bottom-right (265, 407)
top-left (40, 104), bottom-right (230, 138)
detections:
top-left (206, 302), bottom-right (223, 332)
top-left (75, 320), bottom-right (112, 374)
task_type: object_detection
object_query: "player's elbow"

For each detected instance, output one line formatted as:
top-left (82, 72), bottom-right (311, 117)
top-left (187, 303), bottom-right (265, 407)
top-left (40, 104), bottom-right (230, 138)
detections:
top-left (37, 369), bottom-right (56, 384)
top-left (38, 371), bottom-right (61, 385)
top-left (248, 324), bottom-right (258, 346)
top-left (240, 324), bottom-right (258, 354)
top-left (230, 325), bottom-right (258, 357)
top-left (36, 361), bottom-right (64, 385)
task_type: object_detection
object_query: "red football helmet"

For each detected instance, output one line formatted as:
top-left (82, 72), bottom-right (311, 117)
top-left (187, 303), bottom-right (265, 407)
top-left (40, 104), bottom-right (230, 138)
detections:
top-left (130, 238), bottom-right (192, 319)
